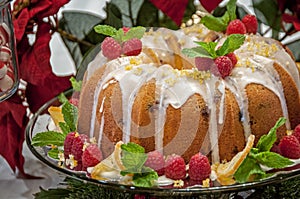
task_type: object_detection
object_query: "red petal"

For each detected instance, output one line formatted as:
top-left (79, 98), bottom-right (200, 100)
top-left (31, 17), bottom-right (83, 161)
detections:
top-left (26, 74), bottom-right (72, 113)
top-left (0, 94), bottom-right (27, 175)
top-left (150, 0), bottom-right (189, 26)
top-left (13, 8), bottom-right (30, 42)
top-left (282, 13), bottom-right (300, 31)
top-left (199, 0), bottom-right (223, 13)
top-left (19, 22), bottom-right (52, 85)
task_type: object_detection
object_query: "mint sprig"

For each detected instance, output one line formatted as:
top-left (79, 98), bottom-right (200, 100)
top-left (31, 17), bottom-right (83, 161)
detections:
top-left (94, 25), bottom-right (146, 43)
top-left (182, 34), bottom-right (245, 59)
top-left (32, 131), bottom-right (66, 147)
top-left (120, 142), bottom-right (158, 187)
top-left (31, 99), bottom-right (78, 159)
top-left (200, 0), bottom-right (237, 32)
top-left (234, 117), bottom-right (293, 183)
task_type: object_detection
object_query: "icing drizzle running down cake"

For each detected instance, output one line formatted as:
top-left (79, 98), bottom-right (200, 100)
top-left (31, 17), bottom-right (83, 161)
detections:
top-left (77, 25), bottom-right (300, 165)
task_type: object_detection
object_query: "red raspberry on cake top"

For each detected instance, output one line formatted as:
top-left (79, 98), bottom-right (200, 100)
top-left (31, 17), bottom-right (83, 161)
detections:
top-left (242, 14), bottom-right (258, 34)
top-left (226, 19), bottom-right (247, 35)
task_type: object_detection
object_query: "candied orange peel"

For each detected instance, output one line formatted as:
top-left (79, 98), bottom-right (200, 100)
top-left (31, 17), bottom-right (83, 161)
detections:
top-left (213, 134), bottom-right (255, 185)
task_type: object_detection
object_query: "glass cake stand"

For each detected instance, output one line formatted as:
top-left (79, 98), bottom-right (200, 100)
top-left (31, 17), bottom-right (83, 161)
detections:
top-left (25, 88), bottom-right (300, 198)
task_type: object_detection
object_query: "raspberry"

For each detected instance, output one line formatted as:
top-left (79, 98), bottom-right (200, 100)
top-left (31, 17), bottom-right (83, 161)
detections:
top-left (144, 150), bottom-right (165, 176)
top-left (101, 37), bottom-right (122, 60)
top-left (69, 98), bottom-right (79, 107)
top-left (213, 56), bottom-right (233, 78)
top-left (293, 124), bottom-right (300, 142)
top-left (82, 144), bottom-right (103, 170)
top-left (64, 132), bottom-right (77, 158)
top-left (225, 52), bottom-right (237, 66)
top-left (71, 134), bottom-right (89, 161)
top-left (278, 135), bottom-right (300, 159)
top-left (188, 153), bottom-right (211, 181)
top-left (195, 57), bottom-right (214, 71)
top-left (122, 38), bottom-right (142, 56)
top-left (242, 14), bottom-right (258, 34)
top-left (165, 154), bottom-right (186, 180)
top-left (226, 19), bottom-right (247, 35)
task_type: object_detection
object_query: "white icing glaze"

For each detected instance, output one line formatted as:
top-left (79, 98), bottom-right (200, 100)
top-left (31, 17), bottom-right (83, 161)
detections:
top-left (82, 30), bottom-right (299, 164)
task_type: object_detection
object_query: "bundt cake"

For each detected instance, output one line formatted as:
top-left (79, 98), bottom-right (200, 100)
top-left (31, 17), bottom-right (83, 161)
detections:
top-left (77, 24), bottom-right (300, 165)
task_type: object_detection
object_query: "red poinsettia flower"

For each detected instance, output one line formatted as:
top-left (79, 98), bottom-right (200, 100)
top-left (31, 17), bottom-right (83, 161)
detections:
top-left (0, 0), bottom-right (71, 177)
top-left (149, 0), bottom-right (189, 26)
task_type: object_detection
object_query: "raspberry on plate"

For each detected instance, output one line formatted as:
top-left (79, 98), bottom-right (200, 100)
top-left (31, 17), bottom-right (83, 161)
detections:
top-left (164, 154), bottom-right (186, 180)
top-left (188, 153), bottom-right (211, 181)
top-left (212, 56), bottom-right (233, 78)
top-left (71, 134), bottom-right (89, 161)
top-left (122, 38), bottom-right (142, 56)
top-left (226, 19), bottom-right (247, 35)
top-left (101, 37), bottom-right (122, 60)
top-left (293, 124), bottom-right (300, 142)
top-left (64, 132), bottom-right (77, 158)
top-left (278, 135), bottom-right (300, 159)
top-left (82, 144), bottom-right (103, 170)
top-left (242, 14), bottom-right (258, 34)
top-left (144, 150), bottom-right (165, 176)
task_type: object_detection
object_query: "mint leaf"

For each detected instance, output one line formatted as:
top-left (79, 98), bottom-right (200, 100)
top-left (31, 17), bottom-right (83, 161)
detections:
top-left (234, 156), bottom-right (266, 183)
top-left (216, 34), bottom-right (245, 56)
top-left (70, 77), bottom-right (82, 92)
top-left (120, 142), bottom-right (158, 187)
top-left (256, 117), bottom-right (286, 152)
top-left (112, 28), bottom-right (124, 43)
top-left (121, 142), bottom-right (147, 173)
top-left (59, 122), bottom-right (71, 136)
top-left (200, 15), bottom-right (228, 32)
top-left (132, 167), bottom-right (158, 187)
top-left (194, 41), bottom-right (218, 58)
top-left (200, 0), bottom-right (237, 32)
top-left (226, 0), bottom-right (237, 21)
top-left (123, 26), bottom-right (146, 41)
top-left (58, 93), bottom-right (68, 104)
top-left (94, 25), bottom-right (117, 37)
top-left (48, 148), bottom-right (62, 160)
top-left (181, 46), bottom-right (212, 58)
top-left (252, 151), bottom-right (293, 169)
top-left (61, 101), bottom-right (78, 132)
top-left (32, 131), bottom-right (66, 146)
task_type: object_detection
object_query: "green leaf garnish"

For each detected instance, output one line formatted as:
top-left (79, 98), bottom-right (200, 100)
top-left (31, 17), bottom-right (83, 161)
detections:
top-left (58, 93), bottom-right (68, 104)
top-left (94, 25), bottom-right (117, 37)
top-left (123, 26), bottom-right (146, 41)
top-left (234, 156), bottom-right (266, 183)
top-left (94, 25), bottom-right (146, 43)
top-left (181, 47), bottom-right (212, 58)
top-left (61, 101), bottom-right (78, 132)
top-left (256, 117), bottom-right (286, 152)
top-left (234, 117), bottom-right (293, 183)
top-left (216, 34), bottom-right (246, 56)
top-left (200, 0), bottom-right (237, 32)
top-left (32, 131), bottom-right (66, 146)
top-left (59, 122), bottom-right (71, 136)
top-left (48, 148), bottom-right (63, 160)
top-left (182, 34), bottom-right (245, 59)
top-left (70, 77), bottom-right (82, 92)
top-left (120, 142), bottom-right (158, 187)
top-left (252, 151), bottom-right (293, 169)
